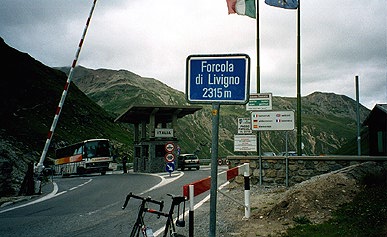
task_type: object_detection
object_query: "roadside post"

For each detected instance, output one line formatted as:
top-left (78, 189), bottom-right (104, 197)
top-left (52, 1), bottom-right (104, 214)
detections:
top-left (186, 54), bottom-right (250, 237)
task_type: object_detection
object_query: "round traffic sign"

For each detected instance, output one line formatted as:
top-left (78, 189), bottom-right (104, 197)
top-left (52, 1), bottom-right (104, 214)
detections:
top-left (165, 162), bottom-right (175, 173)
top-left (165, 142), bottom-right (175, 153)
top-left (164, 153), bottom-right (175, 162)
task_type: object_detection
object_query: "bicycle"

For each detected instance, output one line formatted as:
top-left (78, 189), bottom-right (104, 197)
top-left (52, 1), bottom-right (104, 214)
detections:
top-left (122, 193), bottom-right (187, 237)
top-left (122, 192), bottom-right (164, 237)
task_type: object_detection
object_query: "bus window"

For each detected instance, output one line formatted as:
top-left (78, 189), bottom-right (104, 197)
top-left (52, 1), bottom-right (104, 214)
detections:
top-left (96, 142), bottom-right (110, 157)
top-left (84, 143), bottom-right (96, 158)
top-left (84, 140), bottom-right (110, 158)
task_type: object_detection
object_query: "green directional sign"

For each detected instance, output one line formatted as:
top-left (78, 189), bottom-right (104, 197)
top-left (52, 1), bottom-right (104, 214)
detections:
top-left (249, 100), bottom-right (270, 106)
top-left (246, 93), bottom-right (272, 111)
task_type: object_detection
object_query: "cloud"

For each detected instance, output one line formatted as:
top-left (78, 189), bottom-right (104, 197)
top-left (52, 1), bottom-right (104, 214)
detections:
top-left (0, 0), bottom-right (386, 109)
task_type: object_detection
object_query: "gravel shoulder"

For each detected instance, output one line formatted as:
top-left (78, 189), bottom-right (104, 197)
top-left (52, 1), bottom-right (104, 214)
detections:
top-left (183, 161), bottom-right (386, 237)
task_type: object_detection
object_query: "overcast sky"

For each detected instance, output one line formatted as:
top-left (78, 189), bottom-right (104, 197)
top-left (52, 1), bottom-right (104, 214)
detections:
top-left (1, 0), bottom-right (386, 109)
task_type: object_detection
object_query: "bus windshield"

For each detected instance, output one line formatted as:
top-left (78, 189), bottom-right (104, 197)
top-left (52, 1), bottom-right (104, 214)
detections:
top-left (84, 140), bottom-right (110, 158)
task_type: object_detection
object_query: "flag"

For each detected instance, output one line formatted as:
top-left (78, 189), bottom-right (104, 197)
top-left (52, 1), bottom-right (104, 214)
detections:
top-left (226, 0), bottom-right (256, 19)
top-left (264, 0), bottom-right (298, 9)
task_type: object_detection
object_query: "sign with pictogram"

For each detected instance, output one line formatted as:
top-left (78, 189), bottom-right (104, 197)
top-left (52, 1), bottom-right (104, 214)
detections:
top-left (251, 110), bottom-right (295, 131)
top-left (166, 162), bottom-right (175, 173)
top-left (238, 117), bottom-right (252, 134)
top-left (165, 142), bottom-right (175, 153)
top-left (164, 153), bottom-right (175, 163)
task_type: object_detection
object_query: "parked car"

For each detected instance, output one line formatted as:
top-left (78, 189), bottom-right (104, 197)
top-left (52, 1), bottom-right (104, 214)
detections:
top-left (281, 151), bottom-right (297, 156)
top-left (280, 151), bottom-right (306, 156)
top-left (262, 152), bottom-right (276, 156)
top-left (178, 154), bottom-right (200, 171)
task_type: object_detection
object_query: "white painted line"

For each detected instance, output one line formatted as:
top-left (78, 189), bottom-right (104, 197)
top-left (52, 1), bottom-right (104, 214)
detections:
top-left (0, 182), bottom-right (59, 214)
top-left (0, 178), bottom-right (93, 214)
top-left (138, 171), bottom-right (184, 195)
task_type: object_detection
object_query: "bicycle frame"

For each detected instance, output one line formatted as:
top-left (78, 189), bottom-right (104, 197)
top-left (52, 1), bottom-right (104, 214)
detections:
top-left (122, 192), bottom-right (164, 237)
top-left (144, 194), bottom-right (187, 237)
top-left (122, 193), bottom-right (186, 237)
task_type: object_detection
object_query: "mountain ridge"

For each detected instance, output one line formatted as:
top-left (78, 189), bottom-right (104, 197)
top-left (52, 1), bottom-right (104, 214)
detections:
top-left (0, 37), bottom-right (370, 196)
top-left (58, 66), bottom-right (370, 157)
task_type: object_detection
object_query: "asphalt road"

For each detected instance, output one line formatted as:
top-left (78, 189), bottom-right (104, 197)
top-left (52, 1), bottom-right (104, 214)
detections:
top-left (0, 166), bottom-right (222, 237)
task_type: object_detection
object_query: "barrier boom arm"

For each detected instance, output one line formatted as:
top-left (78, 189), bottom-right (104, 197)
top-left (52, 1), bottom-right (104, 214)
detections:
top-left (35, 0), bottom-right (98, 174)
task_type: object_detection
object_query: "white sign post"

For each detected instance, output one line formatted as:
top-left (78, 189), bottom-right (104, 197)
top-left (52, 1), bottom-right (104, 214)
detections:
top-left (238, 118), bottom-right (252, 134)
top-left (155, 128), bottom-right (174, 138)
top-left (234, 134), bottom-right (257, 152)
top-left (251, 111), bottom-right (295, 131)
top-left (246, 93), bottom-right (272, 111)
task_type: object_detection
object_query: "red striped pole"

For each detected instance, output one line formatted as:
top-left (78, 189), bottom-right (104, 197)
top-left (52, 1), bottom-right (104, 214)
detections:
top-left (35, 0), bottom-right (98, 174)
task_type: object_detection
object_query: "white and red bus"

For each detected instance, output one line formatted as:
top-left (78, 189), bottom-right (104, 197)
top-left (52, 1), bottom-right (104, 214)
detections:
top-left (54, 139), bottom-right (113, 176)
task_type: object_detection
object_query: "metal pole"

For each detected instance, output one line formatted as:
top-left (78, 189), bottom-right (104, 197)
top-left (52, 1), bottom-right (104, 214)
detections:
top-left (296, 0), bottom-right (302, 156)
top-left (256, 0), bottom-right (260, 93)
top-left (35, 0), bottom-right (98, 174)
top-left (209, 103), bottom-right (220, 237)
top-left (259, 138), bottom-right (262, 185)
top-left (285, 131), bottom-right (289, 187)
top-left (355, 75), bottom-right (361, 156)
top-left (256, 0), bottom-right (262, 176)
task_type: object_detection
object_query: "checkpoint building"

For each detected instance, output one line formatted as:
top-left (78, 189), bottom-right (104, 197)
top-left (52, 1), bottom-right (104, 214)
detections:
top-left (115, 104), bottom-right (202, 173)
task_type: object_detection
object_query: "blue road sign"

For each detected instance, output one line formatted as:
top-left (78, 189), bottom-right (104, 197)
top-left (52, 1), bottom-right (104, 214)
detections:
top-left (186, 54), bottom-right (250, 104)
top-left (166, 162), bottom-right (175, 173)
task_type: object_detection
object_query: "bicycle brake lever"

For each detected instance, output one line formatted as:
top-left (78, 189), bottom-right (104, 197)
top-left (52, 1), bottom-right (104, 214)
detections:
top-left (122, 192), bottom-right (133, 210)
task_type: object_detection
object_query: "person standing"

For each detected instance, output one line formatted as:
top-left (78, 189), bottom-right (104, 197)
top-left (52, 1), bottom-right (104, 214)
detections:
top-left (122, 155), bottom-right (128, 173)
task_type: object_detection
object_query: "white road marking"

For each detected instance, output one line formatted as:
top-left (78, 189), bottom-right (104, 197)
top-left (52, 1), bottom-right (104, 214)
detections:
top-left (0, 179), bottom-right (93, 213)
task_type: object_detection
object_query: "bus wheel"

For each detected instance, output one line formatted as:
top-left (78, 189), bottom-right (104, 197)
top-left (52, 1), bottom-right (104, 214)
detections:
top-left (77, 167), bottom-right (85, 175)
top-left (101, 171), bottom-right (106, 175)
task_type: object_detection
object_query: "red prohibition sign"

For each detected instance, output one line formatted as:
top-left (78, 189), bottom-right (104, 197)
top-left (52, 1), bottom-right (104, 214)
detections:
top-left (164, 153), bottom-right (175, 162)
top-left (165, 142), bottom-right (175, 153)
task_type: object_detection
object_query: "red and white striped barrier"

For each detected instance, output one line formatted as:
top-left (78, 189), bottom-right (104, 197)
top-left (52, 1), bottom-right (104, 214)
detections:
top-left (35, 0), bottom-right (98, 175)
top-left (182, 163), bottom-right (250, 236)
top-left (182, 163), bottom-right (249, 198)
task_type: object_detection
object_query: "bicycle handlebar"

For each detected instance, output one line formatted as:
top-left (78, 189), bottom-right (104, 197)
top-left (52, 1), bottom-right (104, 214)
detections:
top-left (122, 192), bottom-right (164, 211)
top-left (167, 193), bottom-right (187, 206)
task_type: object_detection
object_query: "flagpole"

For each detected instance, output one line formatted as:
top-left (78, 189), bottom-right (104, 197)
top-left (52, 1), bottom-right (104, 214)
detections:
top-left (296, 0), bottom-right (302, 155)
top-left (256, 0), bottom-right (260, 93)
top-left (256, 0), bottom-right (262, 184)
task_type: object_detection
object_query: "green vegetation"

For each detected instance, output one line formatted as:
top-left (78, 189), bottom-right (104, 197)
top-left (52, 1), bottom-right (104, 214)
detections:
top-left (287, 175), bottom-right (387, 237)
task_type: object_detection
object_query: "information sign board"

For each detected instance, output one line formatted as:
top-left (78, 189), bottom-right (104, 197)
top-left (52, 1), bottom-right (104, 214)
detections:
top-left (238, 118), bottom-right (252, 134)
top-left (155, 128), bottom-right (174, 138)
top-left (234, 134), bottom-right (257, 152)
top-left (186, 54), bottom-right (250, 104)
top-left (251, 111), bottom-right (295, 131)
top-left (246, 93), bottom-right (272, 111)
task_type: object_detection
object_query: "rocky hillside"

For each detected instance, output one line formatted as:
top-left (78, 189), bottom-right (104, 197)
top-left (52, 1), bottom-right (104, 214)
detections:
top-left (58, 66), bottom-right (370, 157)
top-left (0, 38), bottom-right (133, 196)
